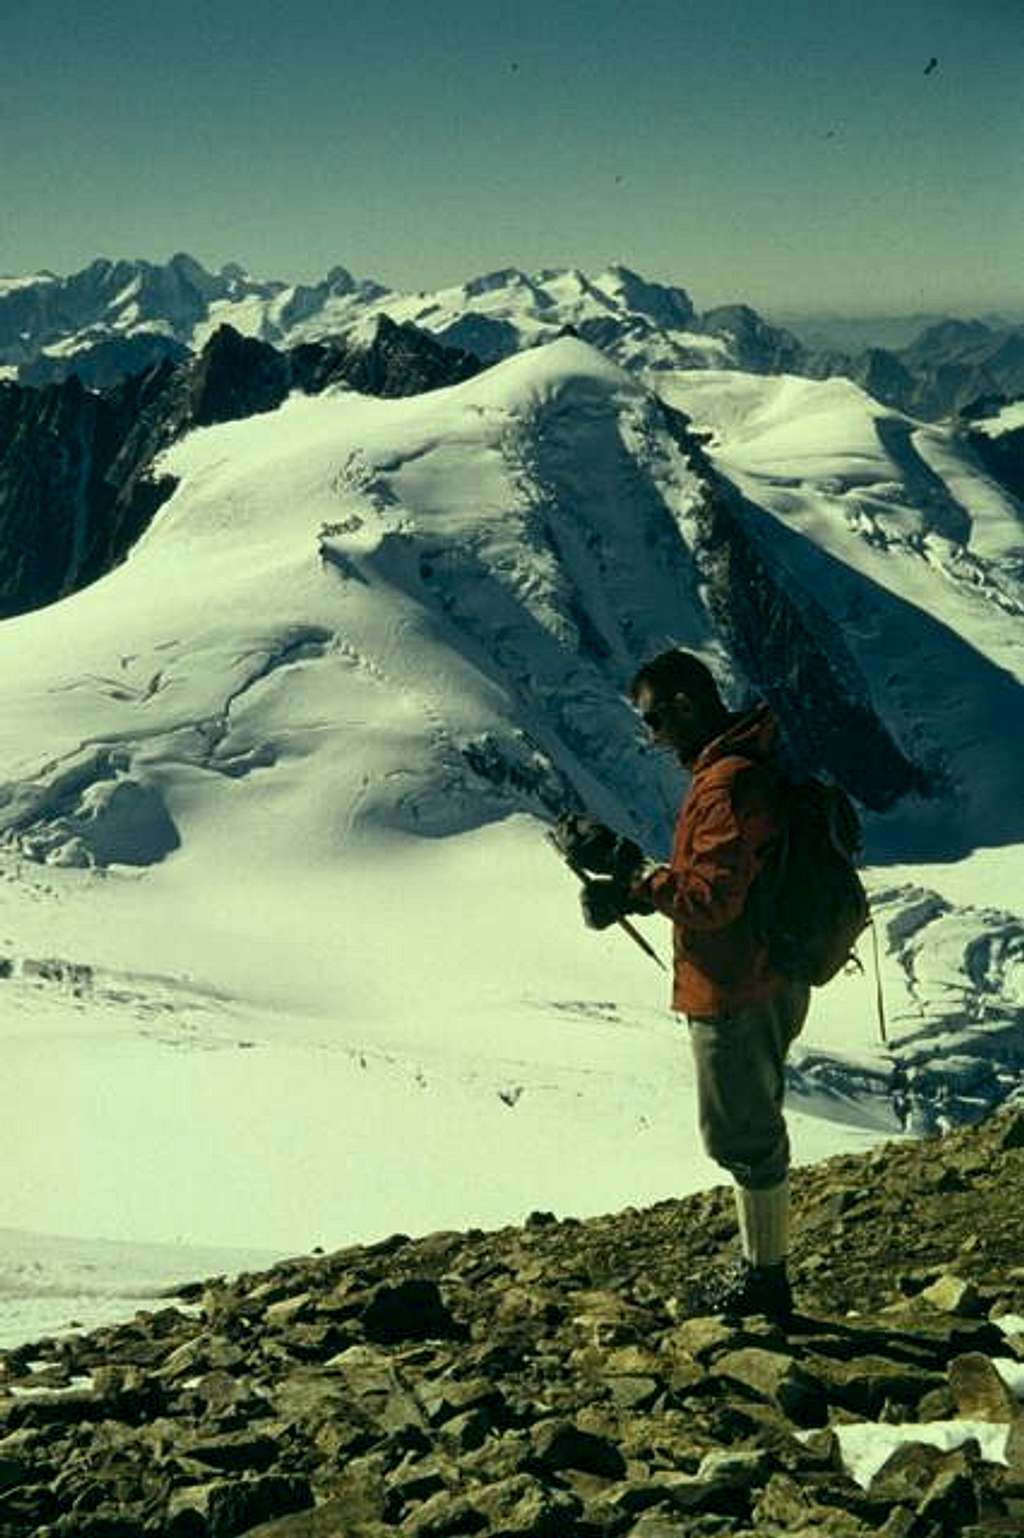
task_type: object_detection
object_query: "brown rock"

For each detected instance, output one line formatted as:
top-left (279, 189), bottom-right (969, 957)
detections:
top-left (470, 1472), bottom-right (582, 1536)
top-left (387, 1453), bottom-right (451, 1510)
top-left (243, 1494), bottom-right (392, 1535)
top-left (874, 1509), bottom-right (917, 1537)
top-left (417, 1375), bottom-right (506, 1428)
top-left (626, 1518), bottom-right (715, 1538)
top-left (361, 1279), bottom-right (464, 1344)
top-left (661, 1317), bottom-right (771, 1363)
top-left (194, 1368), bottom-right (248, 1415)
top-left (713, 1348), bottom-right (826, 1427)
top-left (265, 1292), bottom-right (315, 1326)
top-left (0, 1481), bottom-right (60, 1529)
top-left (437, 1407), bottom-right (490, 1455)
top-left (803, 1352), bottom-right (944, 1419)
top-left (159, 1334), bottom-right (209, 1380)
top-left (603, 1344), bottom-right (664, 1376)
top-left (604, 1374), bottom-right (662, 1411)
top-left (664, 1359), bottom-right (705, 1400)
top-left (4, 1388), bottom-right (107, 1429)
top-left (530, 1418), bottom-right (627, 1479)
top-left (1003, 1415), bottom-right (1024, 1480)
top-left (948, 1352), bottom-right (1020, 1421)
top-left (919, 1274), bottom-right (983, 1316)
top-left (916, 1384), bottom-right (957, 1420)
top-left (399, 1488), bottom-right (487, 1536)
top-left (999, 1330), bottom-right (1024, 1362)
top-left (998, 1108), bottom-right (1024, 1150)
top-left (656, 1447), bottom-right (774, 1514)
top-left (915, 1458), bottom-right (979, 1530)
top-left (868, 1438), bottom-right (947, 1499)
top-left (180, 1429), bottom-right (280, 1472)
top-left (569, 1290), bottom-right (651, 1348)
top-left (753, 1470), bottom-right (864, 1533)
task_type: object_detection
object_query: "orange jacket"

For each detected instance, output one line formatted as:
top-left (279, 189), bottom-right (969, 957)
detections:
top-left (631, 704), bottom-right (787, 1018)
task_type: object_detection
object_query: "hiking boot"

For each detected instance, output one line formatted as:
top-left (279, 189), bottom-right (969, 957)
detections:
top-left (684, 1258), bottom-right (794, 1324)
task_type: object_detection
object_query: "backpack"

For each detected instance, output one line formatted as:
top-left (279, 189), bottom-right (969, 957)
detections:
top-left (752, 776), bottom-right (870, 987)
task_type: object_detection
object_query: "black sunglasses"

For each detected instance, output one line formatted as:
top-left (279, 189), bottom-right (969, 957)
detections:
top-left (639, 693), bottom-right (682, 731)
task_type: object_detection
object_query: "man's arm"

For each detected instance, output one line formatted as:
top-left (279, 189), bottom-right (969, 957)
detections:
top-left (630, 769), bottom-right (774, 934)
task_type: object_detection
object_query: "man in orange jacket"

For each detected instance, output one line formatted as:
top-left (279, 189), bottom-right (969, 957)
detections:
top-left (555, 649), bottom-right (808, 1322)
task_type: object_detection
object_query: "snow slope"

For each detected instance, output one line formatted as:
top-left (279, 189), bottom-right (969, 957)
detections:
top-left (2, 341), bottom-right (1023, 1343)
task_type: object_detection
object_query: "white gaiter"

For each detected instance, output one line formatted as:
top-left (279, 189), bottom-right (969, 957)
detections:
top-left (735, 1178), bottom-right (790, 1268)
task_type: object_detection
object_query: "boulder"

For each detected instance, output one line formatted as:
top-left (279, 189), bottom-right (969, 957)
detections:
top-left (948, 1352), bottom-right (1021, 1421)
top-left (712, 1347), bottom-right (827, 1427)
top-left (361, 1280), bottom-right (464, 1344)
top-left (529, 1418), bottom-right (627, 1479)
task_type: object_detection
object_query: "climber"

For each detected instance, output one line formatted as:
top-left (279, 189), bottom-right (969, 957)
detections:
top-left (554, 649), bottom-right (807, 1323)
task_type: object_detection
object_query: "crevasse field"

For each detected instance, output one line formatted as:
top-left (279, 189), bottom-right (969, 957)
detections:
top-left (2, 340), bottom-right (1022, 1347)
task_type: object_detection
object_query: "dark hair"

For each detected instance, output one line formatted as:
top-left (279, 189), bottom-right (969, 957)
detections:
top-left (629, 650), bottom-right (726, 714)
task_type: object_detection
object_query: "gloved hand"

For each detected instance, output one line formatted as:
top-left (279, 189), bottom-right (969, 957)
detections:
top-left (554, 813), bottom-right (645, 883)
top-left (580, 876), bottom-right (631, 930)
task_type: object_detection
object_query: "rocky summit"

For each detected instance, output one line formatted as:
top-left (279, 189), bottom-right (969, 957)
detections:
top-left (4, 1108), bottom-right (1024, 1538)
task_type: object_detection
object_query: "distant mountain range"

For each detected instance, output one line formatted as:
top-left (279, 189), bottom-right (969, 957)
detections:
top-left (3, 254), bottom-right (1023, 421)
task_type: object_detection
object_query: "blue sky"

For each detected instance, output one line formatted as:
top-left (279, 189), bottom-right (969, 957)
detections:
top-left (3, 0), bottom-right (1021, 315)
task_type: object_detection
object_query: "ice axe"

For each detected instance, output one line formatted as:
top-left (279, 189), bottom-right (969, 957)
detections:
top-left (546, 831), bottom-right (667, 972)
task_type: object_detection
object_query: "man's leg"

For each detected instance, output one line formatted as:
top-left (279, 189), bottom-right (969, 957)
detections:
top-left (686, 981), bottom-right (810, 1315)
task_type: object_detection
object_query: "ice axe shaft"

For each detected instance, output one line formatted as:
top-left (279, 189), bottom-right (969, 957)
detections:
top-left (546, 832), bottom-right (667, 972)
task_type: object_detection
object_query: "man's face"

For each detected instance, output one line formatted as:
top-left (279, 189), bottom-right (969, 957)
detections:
top-left (634, 682), bottom-right (705, 764)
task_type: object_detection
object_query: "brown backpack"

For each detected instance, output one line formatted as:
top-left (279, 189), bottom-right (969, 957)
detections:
top-left (752, 777), bottom-right (870, 986)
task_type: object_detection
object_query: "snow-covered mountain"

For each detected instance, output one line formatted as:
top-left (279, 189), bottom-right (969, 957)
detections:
top-left (0, 318), bottom-right (482, 618)
top-left (0, 254), bottom-right (723, 385)
top-left (5, 254), bottom-right (1024, 419)
top-left (3, 335), bottom-right (1024, 1295)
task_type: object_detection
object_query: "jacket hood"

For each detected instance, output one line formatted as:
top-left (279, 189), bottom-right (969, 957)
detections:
top-left (692, 701), bottom-right (778, 774)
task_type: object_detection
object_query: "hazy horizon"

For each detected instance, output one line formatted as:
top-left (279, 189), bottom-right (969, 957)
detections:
top-left (4, 0), bottom-right (1021, 316)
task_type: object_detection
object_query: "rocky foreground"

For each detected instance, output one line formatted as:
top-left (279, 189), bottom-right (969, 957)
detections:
top-left (4, 1109), bottom-right (1024, 1538)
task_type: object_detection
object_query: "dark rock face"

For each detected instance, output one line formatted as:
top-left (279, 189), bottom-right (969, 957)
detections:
top-left (696, 484), bottom-right (929, 809)
top-left (186, 326), bottom-right (291, 426)
top-left (432, 314), bottom-right (525, 364)
top-left (316, 314), bottom-right (482, 398)
top-left (0, 320), bottom-right (483, 620)
top-left (603, 266), bottom-right (695, 332)
top-left (3, 1107), bottom-right (1024, 1536)
top-left (19, 332), bottom-right (190, 391)
top-left (965, 418), bottom-right (1024, 503)
top-left (0, 366), bottom-right (179, 619)
top-left (849, 347), bottom-right (919, 414)
top-left (654, 402), bottom-right (930, 812)
top-left (697, 305), bottom-right (805, 374)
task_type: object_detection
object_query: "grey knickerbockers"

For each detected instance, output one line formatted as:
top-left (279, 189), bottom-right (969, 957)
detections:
top-left (687, 979), bottom-right (811, 1191)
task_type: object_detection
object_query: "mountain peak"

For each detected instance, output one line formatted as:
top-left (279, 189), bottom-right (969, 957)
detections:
top-left (596, 264), bottom-right (695, 328)
top-left (463, 267), bottom-right (533, 298)
top-left (168, 251), bottom-right (214, 281)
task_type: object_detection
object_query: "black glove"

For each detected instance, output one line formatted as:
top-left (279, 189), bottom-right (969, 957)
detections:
top-left (554, 813), bottom-right (645, 883)
top-left (580, 876), bottom-right (631, 930)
